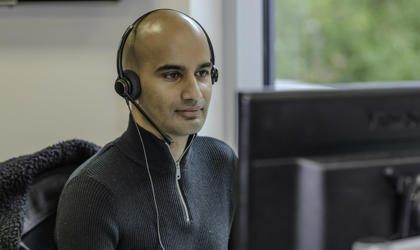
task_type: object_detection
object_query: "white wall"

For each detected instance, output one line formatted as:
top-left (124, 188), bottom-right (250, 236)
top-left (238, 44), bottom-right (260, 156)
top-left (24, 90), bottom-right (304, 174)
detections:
top-left (222, 0), bottom-right (264, 149)
top-left (0, 0), bottom-right (189, 161)
top-left (0, 0), bottom-right (263, 161)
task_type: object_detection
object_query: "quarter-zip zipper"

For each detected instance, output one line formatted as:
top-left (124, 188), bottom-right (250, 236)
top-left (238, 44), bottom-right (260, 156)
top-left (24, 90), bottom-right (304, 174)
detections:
top-left (167, 135), bottom-right (195, 223)
top-left (175, 161), bottom-right (190, 222)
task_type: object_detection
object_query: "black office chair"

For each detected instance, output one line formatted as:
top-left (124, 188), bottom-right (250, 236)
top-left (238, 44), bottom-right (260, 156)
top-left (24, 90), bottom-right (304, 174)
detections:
top-left (0, 139), bottom-right (100, 250)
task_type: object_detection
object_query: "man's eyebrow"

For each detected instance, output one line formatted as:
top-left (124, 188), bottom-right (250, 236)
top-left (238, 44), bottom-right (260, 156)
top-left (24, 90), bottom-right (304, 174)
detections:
top-left (155, 64), bottom-right (184, 72)
top-left (198, 62), bottom-right (212, 69)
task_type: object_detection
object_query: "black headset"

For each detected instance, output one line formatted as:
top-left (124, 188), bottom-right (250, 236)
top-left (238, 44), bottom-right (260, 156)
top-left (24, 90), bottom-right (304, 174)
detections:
top-left (113, 11), bottom-right (219, 249)
top-left (114, 9), bottom-right (219, 101)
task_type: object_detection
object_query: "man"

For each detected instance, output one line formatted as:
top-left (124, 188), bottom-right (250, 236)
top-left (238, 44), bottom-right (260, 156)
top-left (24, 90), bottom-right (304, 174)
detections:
top-left (55, 9), bottom-right (237, 250)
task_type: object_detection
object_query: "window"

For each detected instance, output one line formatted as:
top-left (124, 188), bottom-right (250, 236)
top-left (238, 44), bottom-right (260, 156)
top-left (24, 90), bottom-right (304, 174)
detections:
top-left (271, 0), bottom-right (420, 85)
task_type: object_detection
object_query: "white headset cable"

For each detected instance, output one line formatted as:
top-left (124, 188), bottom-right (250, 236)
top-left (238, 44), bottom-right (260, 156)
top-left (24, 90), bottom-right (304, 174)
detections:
top-left (126, 99), bottom-right (166, 250)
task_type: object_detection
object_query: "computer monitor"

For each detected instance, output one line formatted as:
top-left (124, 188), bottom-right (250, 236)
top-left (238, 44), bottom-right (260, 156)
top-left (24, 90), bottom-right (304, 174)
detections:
top-left (232, 85), bottom-right (420, 250)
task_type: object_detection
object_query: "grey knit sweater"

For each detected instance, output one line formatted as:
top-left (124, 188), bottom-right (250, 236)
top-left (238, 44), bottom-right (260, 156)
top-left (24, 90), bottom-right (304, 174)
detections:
top-left (55, 119), bottom-right (237, 250)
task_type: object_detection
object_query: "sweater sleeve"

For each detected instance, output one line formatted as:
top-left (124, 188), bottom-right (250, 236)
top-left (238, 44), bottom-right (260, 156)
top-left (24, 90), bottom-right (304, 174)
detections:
top-left (55, 175), bottom-right (119, 250)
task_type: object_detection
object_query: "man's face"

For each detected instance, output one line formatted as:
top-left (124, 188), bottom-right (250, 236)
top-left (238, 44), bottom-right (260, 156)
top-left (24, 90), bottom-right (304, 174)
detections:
top-left (135, 25), bottom-right (213, 139)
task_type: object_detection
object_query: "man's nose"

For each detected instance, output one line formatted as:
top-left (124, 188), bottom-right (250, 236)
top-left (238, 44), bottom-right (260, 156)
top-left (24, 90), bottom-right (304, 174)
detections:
top-left (181, 74), bottom-right (203, 101)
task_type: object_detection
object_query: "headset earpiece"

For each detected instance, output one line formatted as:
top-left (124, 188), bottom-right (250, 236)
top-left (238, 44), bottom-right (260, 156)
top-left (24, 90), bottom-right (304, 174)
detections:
top-left (114, 70), bottom-right (142, 100)
top-left (123, 70), bottom-right (142, 99)
top-left (114, 78), bottom-right (129, 97)
top-left (211, 66), bottom-right (219, 84)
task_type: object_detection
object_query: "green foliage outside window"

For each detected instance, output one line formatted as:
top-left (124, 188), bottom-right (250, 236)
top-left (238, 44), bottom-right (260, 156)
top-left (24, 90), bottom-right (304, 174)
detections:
top-left (275, 0), bottom-right (420, 83)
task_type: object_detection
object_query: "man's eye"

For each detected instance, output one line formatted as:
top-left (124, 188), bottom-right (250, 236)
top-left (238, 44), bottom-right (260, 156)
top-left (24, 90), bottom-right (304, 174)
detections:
top-left (162, 72), bottom-right (181, 80)
top-left (196, 70), bottom-right (209, 78)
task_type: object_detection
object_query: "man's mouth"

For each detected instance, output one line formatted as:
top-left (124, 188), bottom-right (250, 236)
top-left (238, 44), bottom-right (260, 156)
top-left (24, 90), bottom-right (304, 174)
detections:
top-left (175, 107), bottom-right (203, 118)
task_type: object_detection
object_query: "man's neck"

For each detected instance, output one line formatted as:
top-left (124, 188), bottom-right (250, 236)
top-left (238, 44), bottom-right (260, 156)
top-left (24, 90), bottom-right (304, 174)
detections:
top-left (167, 135), bottom-right (189, 161)
top-left (132, 108), bottom-right (189, 161)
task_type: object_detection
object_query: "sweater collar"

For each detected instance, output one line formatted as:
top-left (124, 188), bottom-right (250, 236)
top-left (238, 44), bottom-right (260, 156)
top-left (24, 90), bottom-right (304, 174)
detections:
top-left (116, 117), bottom-right (195, 173)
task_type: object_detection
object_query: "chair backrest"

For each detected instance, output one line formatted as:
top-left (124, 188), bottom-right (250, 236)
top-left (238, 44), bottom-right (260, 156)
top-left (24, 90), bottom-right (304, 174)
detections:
top-left (0, 139), bottom-right (100, 250)
top-left (20, 163), bottom-right (79, 250)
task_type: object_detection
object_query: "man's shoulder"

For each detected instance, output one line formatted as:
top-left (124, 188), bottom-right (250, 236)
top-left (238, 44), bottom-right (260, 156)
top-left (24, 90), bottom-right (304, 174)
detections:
top-left (193, 136), bottom-right (237, 161)
top-left (194, 135), bottom-right (233, 150)
top-left (66, 138), bottom-right (124, 186)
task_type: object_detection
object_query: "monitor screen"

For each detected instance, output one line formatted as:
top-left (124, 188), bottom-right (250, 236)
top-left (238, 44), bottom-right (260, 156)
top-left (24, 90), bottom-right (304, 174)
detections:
top-left (232, 85), bottom-right (420, 250)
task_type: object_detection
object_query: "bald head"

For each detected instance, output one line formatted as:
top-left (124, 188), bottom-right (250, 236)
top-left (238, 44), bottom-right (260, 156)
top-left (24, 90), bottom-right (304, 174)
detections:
top-left (122, 10), bottom-right (211, 71)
